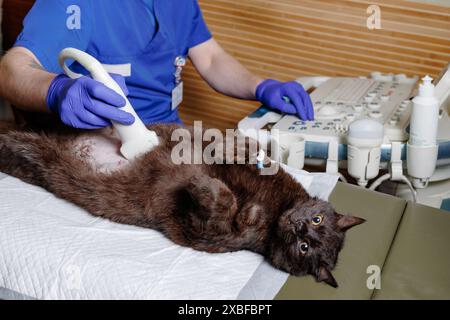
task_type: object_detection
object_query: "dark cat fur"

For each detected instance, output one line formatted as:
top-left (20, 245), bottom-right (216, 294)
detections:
top-left (0, 121), bottom-right (365, 287)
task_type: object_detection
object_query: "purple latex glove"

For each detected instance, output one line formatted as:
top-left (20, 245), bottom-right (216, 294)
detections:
top-left (46, 73), bottom-right (135, 129)
top-left (255, 79), bottom-right (314, 121)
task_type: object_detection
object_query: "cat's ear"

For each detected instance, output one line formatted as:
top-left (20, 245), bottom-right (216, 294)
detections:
top-left (316, 266), bottom-right (338, 288)
top-left (336, 213), bottom-right (366, 231)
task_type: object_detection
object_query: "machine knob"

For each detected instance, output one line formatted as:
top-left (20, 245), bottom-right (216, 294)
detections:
top-left (385, 73), bottom-right (395, 81)
top-left (381, 94), bottom-right (390, 102)
top-left (368, 102), bottom-right (381, 110)
top-left (371, 72), bottom-right (382, 80)
top-left (369, 111), bottom-right (383, 119)
top-left (395, 74), bottom-right (407, 82)
top-left (389, 116), bottom-right (400, 125)
top-left (364, 95), bottom-right (375, 103)
top-left (371, 72), bottom-right (394, 81)
top-left (318, 106), bottom-right (337, 116)
top-left (401, 100), bottom-right (411, 107)
top-left (353, 104), bottom-right (363, 112)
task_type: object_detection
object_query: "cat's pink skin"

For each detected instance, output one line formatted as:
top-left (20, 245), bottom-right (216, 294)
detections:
top-left (73, 127), bottom-right (130, 172)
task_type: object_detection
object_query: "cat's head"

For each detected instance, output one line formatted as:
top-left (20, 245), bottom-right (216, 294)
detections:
top-left (268, 198), bottom-right (365, 288)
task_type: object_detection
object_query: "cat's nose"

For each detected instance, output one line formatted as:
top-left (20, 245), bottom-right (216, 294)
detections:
top-left (295, 221), bottom-right (308, 235)
top-left (289, 216), bottom-right (297, 225)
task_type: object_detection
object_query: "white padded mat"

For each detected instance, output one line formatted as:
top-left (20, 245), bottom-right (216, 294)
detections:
top-left (0, 168), bottom-right (338, 300)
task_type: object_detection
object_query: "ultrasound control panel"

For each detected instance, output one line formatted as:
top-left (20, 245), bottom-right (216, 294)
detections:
top-left (271, 73), bottom-right (418, 144)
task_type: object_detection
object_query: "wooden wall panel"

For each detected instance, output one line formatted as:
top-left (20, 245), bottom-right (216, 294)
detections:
top-left (179, 0), bottom-right (450, 130)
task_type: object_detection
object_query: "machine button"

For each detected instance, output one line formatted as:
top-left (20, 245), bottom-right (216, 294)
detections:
top-left (288, 126), bottom-right (296, 131)
top-left (401, 100), bottom-right (410, 107)
top-left (346, 113), bottom-right (356, 121)
top-left (318, 106), bottom-right (337, 116)
top-left (364, 95), bottom-right (374, 103)
top-left (369, 111), bottom-right (382, 119)
top-left (371, 72), bottom-right (382, 79)
top-left (389, 118), bottom-right (398, 125)
top-left (368, 91), bottom-right (377, 98)
top-left (368, 102), bottom-right (381, 110)
top-left (381, 94), bottom-right (390, 102)
top-left (353, 104), bottom-right (363, 112)
top-left (395, 74), bottom-right (407, 82)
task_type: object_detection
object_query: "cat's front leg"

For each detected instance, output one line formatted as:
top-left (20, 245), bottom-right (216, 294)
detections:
top-left (185, 175), bottom-right (238, 235)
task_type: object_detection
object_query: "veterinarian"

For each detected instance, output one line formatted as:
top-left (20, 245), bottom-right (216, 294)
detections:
top-left (0, 0), bottom-right (314, 129)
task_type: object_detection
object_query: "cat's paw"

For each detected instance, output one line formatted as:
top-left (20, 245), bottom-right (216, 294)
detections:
top-left (186, 176), bottom-right (237, 234)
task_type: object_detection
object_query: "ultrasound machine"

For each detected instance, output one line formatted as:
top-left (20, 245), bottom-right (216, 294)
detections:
top-left (239, 64), bottom-right (450, 210)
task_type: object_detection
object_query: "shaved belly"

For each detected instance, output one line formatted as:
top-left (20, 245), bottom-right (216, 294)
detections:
top-left (73, 127), bottom-right (131, 173)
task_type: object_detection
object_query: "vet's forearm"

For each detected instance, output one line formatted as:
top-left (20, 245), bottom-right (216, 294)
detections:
top-left (189, 39), bottom-right (263, 100)
top-left (0, 47), bottom-right (56, 112)
top-left (202, 51), bottom-right (263, 100)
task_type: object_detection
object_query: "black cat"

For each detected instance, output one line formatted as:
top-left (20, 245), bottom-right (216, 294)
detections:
top-left (0, 122), bottom-right (365, 287)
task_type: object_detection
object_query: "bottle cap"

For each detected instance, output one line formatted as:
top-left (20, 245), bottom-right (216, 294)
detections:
top-left (418, 75), bottom-right (435, 98)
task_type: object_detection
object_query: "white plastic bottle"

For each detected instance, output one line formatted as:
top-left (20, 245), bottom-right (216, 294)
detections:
top-left (407, 75), bottom-right (440, 188)
top-left (409, 75), bottom-right (439, 146)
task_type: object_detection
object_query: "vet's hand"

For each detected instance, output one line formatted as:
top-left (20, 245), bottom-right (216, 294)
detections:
top-left (46, 73), bottom-right (135, 129)
top-left (255, 79), bottom-right (314, 121)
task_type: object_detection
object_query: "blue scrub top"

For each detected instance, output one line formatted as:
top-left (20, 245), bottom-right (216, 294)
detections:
top-left (14, 0), bottom-right (212, 125)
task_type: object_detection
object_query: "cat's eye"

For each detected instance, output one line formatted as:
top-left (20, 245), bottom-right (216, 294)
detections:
top-left (312, 214), bottom-right (323, 226)
top-left (299, 242), bottom-right (309, 255)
